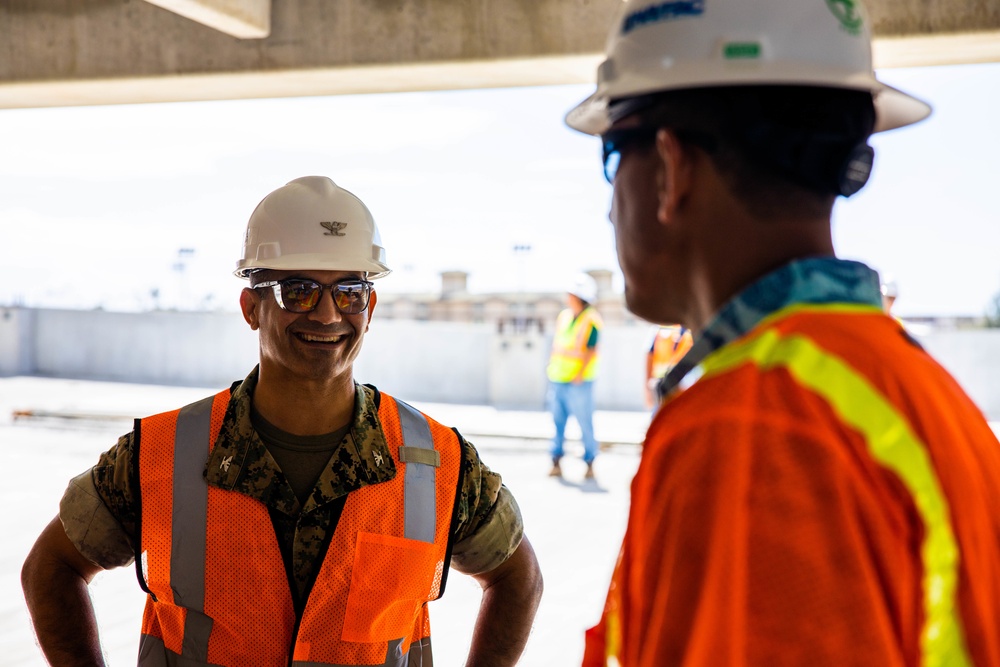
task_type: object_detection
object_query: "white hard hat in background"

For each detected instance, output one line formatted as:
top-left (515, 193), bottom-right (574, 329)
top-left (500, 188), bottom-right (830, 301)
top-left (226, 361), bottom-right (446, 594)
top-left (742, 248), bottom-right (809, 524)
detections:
top-left (568, 273), bottom-right (599, 303)
top-left (881, 276), bottom-right (899, 299)
top-left (565, 0), bottom-right (932, 136)
top-left (234, 176), bottom-right (391, 279)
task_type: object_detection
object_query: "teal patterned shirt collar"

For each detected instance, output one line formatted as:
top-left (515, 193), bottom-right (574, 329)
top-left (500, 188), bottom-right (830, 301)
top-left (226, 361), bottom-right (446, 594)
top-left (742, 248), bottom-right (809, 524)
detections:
top-left (658, 257), bottom-right (883, 399)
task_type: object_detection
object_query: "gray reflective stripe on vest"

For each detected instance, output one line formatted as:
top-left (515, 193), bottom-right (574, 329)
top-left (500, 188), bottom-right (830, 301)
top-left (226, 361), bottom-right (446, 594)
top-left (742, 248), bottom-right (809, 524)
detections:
top-left (168, 395), bottom-right (215, 662)
top-left (395, 399), bottom-right (437, 544)
top-left (293, 636), bottom-right (433, 667)
top-left (139, 633), bottom-right (213, 667)
top-left (142, 633), bottom-right (432, 667)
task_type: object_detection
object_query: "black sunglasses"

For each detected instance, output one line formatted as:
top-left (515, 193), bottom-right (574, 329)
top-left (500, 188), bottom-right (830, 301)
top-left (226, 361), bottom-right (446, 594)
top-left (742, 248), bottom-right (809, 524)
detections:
top-left (601, 127), bottom-right (717, 183)
top-left (255, 278), bottom-right (373, 314)
top-left (601, 127), bottom-right (659, 184)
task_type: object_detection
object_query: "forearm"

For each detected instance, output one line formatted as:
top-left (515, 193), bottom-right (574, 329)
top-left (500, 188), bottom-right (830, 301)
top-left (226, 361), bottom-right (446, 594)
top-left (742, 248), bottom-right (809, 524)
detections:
top-left (22, 518), bottom-right (106, 666)
top-left (465, 538), bottom-right (543, 667)
top-left (573, 349), bottom-right (598, 384)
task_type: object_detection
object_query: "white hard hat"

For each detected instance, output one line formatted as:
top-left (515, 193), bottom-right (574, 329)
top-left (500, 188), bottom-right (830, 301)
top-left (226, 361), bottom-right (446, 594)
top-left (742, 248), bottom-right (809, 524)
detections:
top-left (566, 0), bottom-right (932, 136)
top-left (234, 176), bottom-right (390, 279)
top-left (880, 276), bottom-right (899, 298)
top-left (568, 273), bottom-right (599, 303)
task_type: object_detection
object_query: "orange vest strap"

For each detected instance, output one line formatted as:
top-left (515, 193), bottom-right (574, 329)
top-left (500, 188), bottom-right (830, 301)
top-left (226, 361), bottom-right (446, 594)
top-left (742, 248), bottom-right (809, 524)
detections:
top-left (133, 392), bottom-right (223, 611)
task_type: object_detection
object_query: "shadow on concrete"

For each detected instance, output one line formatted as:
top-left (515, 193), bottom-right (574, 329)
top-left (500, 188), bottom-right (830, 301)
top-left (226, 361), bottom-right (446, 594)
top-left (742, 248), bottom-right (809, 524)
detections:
top-left (555, 476), bottom-right (609, 494)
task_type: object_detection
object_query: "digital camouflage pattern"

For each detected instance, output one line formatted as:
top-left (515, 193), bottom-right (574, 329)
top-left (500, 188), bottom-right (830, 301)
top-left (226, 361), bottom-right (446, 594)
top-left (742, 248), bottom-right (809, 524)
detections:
top-left (83, 367), bottom-right (514, 601)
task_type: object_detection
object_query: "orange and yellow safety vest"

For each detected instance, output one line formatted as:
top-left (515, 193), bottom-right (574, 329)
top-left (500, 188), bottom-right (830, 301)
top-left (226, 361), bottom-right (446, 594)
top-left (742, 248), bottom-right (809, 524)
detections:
top-left (547, 306), bottom-right (603, 383)
top-left (649, 325), bottom-right (693, 379)
top-left (135, 389), bottom-right (461, 666)
top-left (585, 303), bottom-right (1000, 666)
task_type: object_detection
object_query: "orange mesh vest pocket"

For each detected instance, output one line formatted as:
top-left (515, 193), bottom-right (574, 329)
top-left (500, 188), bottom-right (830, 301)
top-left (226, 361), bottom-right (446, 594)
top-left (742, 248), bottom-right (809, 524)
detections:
top-left (341, 532), bottom-right (440, 643)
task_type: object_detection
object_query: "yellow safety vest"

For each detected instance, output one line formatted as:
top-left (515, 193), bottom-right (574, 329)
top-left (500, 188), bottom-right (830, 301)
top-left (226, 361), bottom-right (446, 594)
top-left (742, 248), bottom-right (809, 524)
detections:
top-left (547, 306), bottom-right (602, 383)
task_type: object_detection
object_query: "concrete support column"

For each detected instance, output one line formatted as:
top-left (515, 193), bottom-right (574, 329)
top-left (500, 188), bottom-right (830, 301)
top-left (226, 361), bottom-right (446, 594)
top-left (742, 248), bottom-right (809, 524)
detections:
top-left (489, 331), bottom-right (549, 409)
top-left (0, 307), bottom-right (37, 376)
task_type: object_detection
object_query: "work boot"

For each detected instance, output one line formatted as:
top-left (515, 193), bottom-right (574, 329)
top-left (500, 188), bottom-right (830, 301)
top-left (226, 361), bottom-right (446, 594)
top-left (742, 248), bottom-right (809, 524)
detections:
top-left (584, 462), bottom-right (595, 480)
top-left (548, 458), bottom-right (563, 478)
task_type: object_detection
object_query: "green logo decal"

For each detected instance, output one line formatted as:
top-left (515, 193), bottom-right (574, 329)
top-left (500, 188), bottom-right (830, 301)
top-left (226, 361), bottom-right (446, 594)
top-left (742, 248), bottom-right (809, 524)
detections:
top-left (723, 42), bottom-right (762, 59)
top-left (825, 0), bottom-right (864, 35)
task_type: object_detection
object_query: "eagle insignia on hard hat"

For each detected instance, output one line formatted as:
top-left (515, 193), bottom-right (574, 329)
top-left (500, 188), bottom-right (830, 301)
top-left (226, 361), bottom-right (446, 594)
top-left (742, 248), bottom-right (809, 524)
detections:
top-left (320, 221), bottom-right (347, 236)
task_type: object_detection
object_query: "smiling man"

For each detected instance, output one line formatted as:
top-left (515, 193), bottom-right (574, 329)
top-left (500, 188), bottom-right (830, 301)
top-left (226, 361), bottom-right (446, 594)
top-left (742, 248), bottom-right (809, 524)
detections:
top-left (21, 176), bottom-right (542, 667)
top-left (566, 1), bottom-right (1000, 666)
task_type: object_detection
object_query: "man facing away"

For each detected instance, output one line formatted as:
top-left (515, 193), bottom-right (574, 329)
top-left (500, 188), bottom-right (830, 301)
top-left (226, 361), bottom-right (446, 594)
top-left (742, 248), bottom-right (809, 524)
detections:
top-left (546, 273), bottom-right (603, 480)
top-left (21, 176), bottom-right (543, 666)
top-left (565, 1), bottom-right (1000, 665)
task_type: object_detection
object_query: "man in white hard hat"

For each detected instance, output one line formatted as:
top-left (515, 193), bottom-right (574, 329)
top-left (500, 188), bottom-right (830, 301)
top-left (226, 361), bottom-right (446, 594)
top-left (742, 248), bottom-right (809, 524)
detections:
top-left (21, 176), bottom-right (543, 666)
top-left (566, 2), bottom-right (1000, 666)
top-left (545, 272), bottom-right (604, 480)
top-left (881, 275), bottom-right (899, 313)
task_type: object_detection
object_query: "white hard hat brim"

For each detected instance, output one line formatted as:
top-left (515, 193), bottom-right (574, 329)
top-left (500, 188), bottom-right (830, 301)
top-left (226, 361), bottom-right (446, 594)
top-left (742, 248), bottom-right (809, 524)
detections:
top-left (565, 76), bottom-right (931, 136)
top-left (234, 255), bottom-right (391, 280)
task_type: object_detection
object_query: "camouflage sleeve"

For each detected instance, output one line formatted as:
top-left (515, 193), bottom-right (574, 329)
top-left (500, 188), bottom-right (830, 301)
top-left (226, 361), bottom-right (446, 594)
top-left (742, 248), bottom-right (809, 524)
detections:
top-left (58, 431), bottom-right (138, 569)
top-left (448, 435), bottom-right (524, 576)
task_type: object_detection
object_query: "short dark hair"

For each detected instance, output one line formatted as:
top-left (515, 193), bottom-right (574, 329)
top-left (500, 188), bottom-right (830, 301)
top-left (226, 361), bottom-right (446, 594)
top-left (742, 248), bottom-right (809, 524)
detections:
top-left (615, 86), bottom-right (876, 219)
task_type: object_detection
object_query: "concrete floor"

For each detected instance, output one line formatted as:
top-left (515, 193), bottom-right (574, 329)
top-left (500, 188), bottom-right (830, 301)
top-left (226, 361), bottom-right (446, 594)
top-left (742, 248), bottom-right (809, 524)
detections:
top-left (1, 377), bottom-right (643, 666)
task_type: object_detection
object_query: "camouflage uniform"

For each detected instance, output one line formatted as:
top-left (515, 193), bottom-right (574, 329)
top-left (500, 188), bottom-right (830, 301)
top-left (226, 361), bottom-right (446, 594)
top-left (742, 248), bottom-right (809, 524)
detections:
top-left (61, 367), bottom-right (523, 603)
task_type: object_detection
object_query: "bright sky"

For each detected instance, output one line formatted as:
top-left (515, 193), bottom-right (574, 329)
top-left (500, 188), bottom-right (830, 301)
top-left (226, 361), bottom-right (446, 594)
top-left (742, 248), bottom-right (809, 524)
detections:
top-left (0, 61), bottom-right (997, 317)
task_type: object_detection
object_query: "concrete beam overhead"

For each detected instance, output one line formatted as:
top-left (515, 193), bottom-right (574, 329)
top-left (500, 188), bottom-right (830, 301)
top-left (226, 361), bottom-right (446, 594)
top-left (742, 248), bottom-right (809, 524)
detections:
top-left (141, 0), bottom-right (271, 39)
top-left (0, 0), bottom-right (998, 110)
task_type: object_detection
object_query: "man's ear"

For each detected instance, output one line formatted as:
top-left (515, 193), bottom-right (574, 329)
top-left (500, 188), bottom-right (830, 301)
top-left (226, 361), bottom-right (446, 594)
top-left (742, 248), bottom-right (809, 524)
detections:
top-left (655, 128), bottom-right (696, 225)
top-left (240, 287), bottom-right (261, 330)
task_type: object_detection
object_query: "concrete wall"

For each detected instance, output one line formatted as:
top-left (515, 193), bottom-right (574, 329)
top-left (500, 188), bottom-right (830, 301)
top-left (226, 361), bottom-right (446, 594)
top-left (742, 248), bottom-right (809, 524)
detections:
top-left (29, 308), bottom-right (259, 387)
top-left (0, 307), bottom-right (35, 376)
top-left (914, 329), bottom-right (1000, 421)
top-left (358, 320), bottom-right (494, 405)
top-left (1, 307), bottom-right (999, 419)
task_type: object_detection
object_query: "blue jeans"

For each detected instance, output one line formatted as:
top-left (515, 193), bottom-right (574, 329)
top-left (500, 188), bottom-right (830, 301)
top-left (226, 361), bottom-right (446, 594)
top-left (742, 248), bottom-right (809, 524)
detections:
top-left (548, 381), bottom-right (598, 464)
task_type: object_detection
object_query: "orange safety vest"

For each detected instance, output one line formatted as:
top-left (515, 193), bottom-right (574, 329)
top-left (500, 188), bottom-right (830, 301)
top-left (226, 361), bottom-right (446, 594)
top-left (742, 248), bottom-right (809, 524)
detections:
top-left (649, 326), bottom-right (692, 379)
top-left (134, 388), bottom-right (461, 666)
top-left (584, 304), bottom-right (1000, 666)
top-left (547, 306), bottom-right (603, 383)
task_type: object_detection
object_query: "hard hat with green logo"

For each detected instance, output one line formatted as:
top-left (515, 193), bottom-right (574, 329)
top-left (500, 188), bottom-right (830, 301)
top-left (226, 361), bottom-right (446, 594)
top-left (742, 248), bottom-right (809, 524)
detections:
top-left (234, 176), bottom-right (391, 280)
top-left (565, 0), bottom-right (931, 136)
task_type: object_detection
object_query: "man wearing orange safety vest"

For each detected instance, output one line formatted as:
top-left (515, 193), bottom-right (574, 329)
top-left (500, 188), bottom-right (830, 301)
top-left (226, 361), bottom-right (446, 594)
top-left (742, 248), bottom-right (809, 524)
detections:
top-left (546, 273), bottom-right (603, 480)
top-left (21, 176), bottom-right (543, 666)
top-left (565, 0), bottom-right (1000, 665)
top-left (643, 325), bottom-right (692, 410)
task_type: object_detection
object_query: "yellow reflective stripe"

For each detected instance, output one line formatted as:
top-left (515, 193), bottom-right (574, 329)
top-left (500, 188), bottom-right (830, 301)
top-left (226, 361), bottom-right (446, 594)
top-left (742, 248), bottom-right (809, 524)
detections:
top-left (753, 301), bottom-right (884, 331)
top-left (700, 328), bottom-right (971, 667)
top-left (605, 609), bottom-right (622, 667)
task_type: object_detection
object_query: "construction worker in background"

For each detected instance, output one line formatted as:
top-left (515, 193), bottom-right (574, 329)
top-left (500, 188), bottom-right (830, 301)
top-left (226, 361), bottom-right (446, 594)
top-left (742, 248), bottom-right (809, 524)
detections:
top-left (566, 1), bottom-right (1000, 665)
top-left (881, 274), bottom-right (899, 313)
top-left (546, 272), bottom-right (603, 480)
top-left (21, 176), bottom-right (543, 666)
top-left (644, 324), bottom-right (693, 410)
